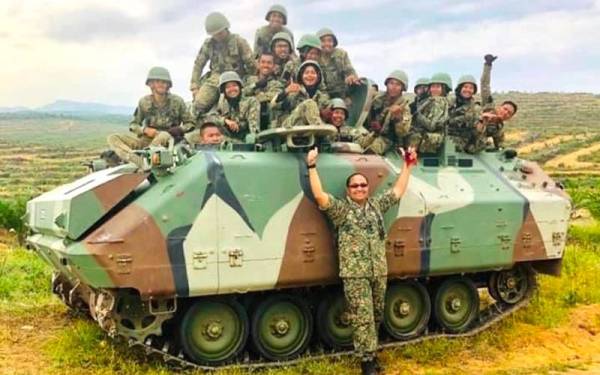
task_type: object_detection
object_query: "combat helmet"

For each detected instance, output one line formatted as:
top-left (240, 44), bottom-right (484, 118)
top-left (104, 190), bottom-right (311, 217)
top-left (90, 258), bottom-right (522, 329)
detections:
top-left (430, 72), bottom-right (453, 92)
top-left (146, 66), bottom-right (172, 87)
top-left (296, 34), bottom-right (321, 51)
top-left (456, 74), bottom-right (478, 94)
top-left (413, 77), bottom-right (430, 93)
top-left (265, 4), bottom-right (288, 25)
top-left (330, 98), bottom-right (348, 118)
top-left (218, 71), bottom-right (243, 93)
top-left (316, 27), bottom-right (338, 47)
top-left (384, 70), bottom-right (409, 91)
top-left (270, 31), bottom-right (293, 52)
top-left (205, 12), bottom-right (230, 36)
top-left (296, 60), bottom-right (322, 86)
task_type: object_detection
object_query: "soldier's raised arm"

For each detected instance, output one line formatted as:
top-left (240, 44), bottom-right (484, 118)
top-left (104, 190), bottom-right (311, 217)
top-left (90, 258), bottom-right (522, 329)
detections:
top-left (191, 40), bottom-right (210, 90)
top-left (481, 54), bottom-right (496, 107)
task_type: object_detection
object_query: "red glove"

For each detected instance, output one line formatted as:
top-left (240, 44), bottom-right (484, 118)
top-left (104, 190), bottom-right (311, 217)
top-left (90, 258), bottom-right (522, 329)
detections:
top-left (400, 147), bottom-right (418, 167)
top-left (369, 121), bottom-right (383, 134)
top-left (320, 107), bottom-right (333, 123)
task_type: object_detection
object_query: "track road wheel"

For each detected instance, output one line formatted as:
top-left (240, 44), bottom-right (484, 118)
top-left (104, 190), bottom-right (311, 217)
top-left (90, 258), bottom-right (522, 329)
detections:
top-left (179, 298), bottom-right (249, 365)
top-left (433, 277), bottom-right (479, 333)
top-left (316, 291), bottom-right (353, 349)
top-left (488, 265), bottom-right (534, 304)
top-left (384, 280), bottom-right (431, 339)
top-left (251, 294), bottom-right (313, 361)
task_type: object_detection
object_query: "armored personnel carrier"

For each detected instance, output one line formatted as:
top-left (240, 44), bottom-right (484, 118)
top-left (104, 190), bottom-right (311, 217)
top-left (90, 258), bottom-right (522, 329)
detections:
top-left (25, 83), bottom-right (570, 370)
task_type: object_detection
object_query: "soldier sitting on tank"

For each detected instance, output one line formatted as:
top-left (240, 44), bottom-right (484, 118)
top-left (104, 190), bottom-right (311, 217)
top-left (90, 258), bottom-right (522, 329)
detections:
top-left (243, 52), bottom-right (284, 130)
top-left (317, 27), bottom-right (361, 100)
top-left (409, 77), bottom-right (430, 116)
top-left (280, 34), bottom-right (322, 86)
top-left (326, 98), bottom-right (363, 143)
top-left (207, 71), bottom-right (260, 143)
top-left (272, 60), bottom-right (330, 128)
top-left (271, 32), bottom-right (298, 82)
top-left (469, 55), bottom-right (517, 152)
top-left (107, 67), bottom-right (195, 167)
top-left (407, 72), bottom-right (451, 154)
top-left (190, 12), bottom-right (256, 117)
top-left (184, 116), bottom-right (224, 146)
top-left (306, 146), bottom-right (418, 375)
top-left (447, 72), bottom-right (482, 153)
top-left (254, 4), bottom-right (294, 59)
top-left (359, 70), bottom-right (411, 155)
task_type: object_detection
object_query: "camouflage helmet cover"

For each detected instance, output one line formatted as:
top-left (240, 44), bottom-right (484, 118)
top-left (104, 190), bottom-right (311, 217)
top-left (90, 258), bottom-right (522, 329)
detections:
top-left (270, 31), bottom-right (293, 51)
top-left (296, 60), bottom-right (322, 86)
top-left (456, 74), bottom-right (478, 94)
top-left (414, 77), bottom-right (430, 92)
top-left (330, 98), bottom-right (348, 117)
top-left (430, 72), bottom-right (453, 91)
top-left (146, 66), bottom-right (172, 87)
top-left (296, 34), bottom-right (321, 51)
top-left (265, 4), bottom-right (288, 25)
top-left (316, 27), bottom-right (338, 47)
top-left (205, 12), bottom-right (230, 35)
top-left (384, 70), bottom-right (409, 90)
top-left (218, 71), bottom-right (243, 92)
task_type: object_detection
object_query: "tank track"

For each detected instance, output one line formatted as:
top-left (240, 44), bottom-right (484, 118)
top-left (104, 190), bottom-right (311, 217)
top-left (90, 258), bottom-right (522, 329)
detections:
top-left (116, 281), bottom-right (536, 371)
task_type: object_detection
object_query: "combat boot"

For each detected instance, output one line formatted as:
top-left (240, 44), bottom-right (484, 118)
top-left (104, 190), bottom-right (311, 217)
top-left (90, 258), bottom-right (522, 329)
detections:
top-left (360, 359), bottom-right (378, 375)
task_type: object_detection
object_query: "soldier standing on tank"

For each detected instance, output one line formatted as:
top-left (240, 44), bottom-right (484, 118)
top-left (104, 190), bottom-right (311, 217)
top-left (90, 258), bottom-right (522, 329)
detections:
top-left (359, 70), bottom-right (411, 155)
top-left (254, 5), bottom-right (294, 59)
top-left (306, 146), bottom-right (418, 375)
top-left (271, 32), bottom-right (298, 81)
top-left (407, 72), bottom-right (451, 153)
top-left (316, 28), bottom-right (361, 99)
top-left (409, 77), bottom-right (430, 115)
top-left (190, 12), bottom-right (256, 117)
top-left (243, 52), bottom-right (284, 130)
top-left (107, 67), bottom-right (195, 167)
top-left (280, 34), bottom-right (322, 86)
top-left (208, 71), bottom-right (260, 142)
top-left (272, 60), bottom-right (330, 127)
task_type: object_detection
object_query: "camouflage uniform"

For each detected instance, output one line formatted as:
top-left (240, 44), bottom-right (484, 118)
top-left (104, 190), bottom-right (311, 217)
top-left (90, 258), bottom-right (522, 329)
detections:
top-left (408, 96), bottom-right (449, 153)
top-left (319, 48), bottom-right (357, 98)
top-left (108, 93), bottom-right (195, 165)
top-left (209, 95), bottom-right (260, 142)
top-left (361, 92), bottom-right (412, 155)
top-left (474, 63), bottom-right (505, 151)
top-left (320, 190), bottom-right (400, 360)
top-left (190, 33), bottom-right (256, 115)
top-left (243, 75), bottom-right (284, 130)
top-left (329, 124), bottom-right (362, 142)
top-left (254, 26), bottom-right (294, 59)
top-left (272, 86), bottom-right (330, 127)
top-left (447, 96), bottom-right (482, 153)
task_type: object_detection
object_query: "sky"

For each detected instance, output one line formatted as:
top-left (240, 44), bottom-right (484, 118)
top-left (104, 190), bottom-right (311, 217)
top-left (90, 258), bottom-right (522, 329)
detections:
top-left (1, 0), bottom-right (599, 107)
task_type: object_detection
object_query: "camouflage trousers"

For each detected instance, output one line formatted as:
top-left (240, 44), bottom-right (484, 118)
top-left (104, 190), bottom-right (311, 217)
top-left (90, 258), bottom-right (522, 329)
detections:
top-left (281, 99), bottom-right (323, 128)
top-left (107, 132), bottom-right (172, 166)
top-left (193, 74), bottom-right (220, 116)
top-left (407, 131), bottom-right (444, 153)
top-left (342, 276), bottom-right (387, 361)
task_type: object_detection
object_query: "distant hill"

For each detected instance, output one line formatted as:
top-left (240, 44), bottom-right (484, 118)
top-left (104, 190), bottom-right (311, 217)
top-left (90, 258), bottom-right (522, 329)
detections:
top-left (0, 100), bottom-right (133, 116)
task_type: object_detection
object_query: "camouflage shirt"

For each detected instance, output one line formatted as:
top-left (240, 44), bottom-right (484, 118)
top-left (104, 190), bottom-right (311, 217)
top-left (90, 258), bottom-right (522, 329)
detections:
top-left (361, 92), bottom-right (412, 154)
top-left (243, 75), bottom-right (284, 104)
top-left (412, 96), bottom-right (449, 133)
top-left (271, 86), bottom-right (330, 125)
top-left (319, 48), bottom-right (357, 97)
top-left (274, 55), bottom-right (298, 82)
top-left (329, 124), bottom-right (362, 142)
top-left (321, 190), bottom-right (400, 278)
top-left (447, 97), bottom-right (481, 134)
top-left (209, 95), bottom-right (260, 142)
top-left (129, 93), bottom-right (196, 136)
top-left (254, 25), bottom-right (294, 58)
top-left (190, 33), bottom-right (256, 89)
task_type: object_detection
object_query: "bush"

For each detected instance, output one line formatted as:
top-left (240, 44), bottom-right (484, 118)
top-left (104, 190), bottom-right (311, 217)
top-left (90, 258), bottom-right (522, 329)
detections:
top-left (0, 198), bottom-right (28, 240)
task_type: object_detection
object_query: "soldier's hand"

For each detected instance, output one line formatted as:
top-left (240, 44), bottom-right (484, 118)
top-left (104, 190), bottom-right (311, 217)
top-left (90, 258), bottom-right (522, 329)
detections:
top-left (143, 127), bottom-right (158, 138)
top-left (481, 112), bottom-right (498, 122)
top-left (369, 121), bottom-right (383, 134)
top-left (484, 54), bottom-right (498, 65)
top-left (399, 146), bottom-right (418, 167)
top-left (225, 119), bottom-right (239, 132)
top-left (306, 147), bottom-right (318, 166)
top-left (389, 104), bottom-right (404, 119)
top-left (286, 82), bottom-right (301, 95)
top-left (345, 74), bottom-right (361, 86)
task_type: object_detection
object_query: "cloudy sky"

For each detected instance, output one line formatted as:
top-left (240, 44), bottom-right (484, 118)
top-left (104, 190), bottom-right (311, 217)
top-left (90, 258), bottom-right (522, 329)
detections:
top-left (1, 0), bottom-right (599, 107)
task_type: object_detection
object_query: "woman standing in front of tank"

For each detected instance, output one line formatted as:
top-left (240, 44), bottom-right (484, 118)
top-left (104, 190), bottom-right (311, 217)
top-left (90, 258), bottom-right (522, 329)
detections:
top-left (306, 146), bottom-right (417, 375)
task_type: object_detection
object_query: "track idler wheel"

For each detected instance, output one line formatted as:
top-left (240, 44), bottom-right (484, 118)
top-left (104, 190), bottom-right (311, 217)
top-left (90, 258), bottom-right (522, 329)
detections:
top-left (433, 277), bottom-right (479, 333)
top-left (316, 290), bottom-right (353, 349)
top-left (384, 280), bottom-right (431, 339)
top-left (179, 297), bottom-right (249, 365)
top-left (488, 265), bottom-right (535, 305)
top-left (251, 294), bottom-right (313, 361)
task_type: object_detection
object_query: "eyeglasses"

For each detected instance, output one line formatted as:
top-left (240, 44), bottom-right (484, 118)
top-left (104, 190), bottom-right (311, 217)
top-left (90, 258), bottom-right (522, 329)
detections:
top-left (348, 183), bottom-right (368, 189)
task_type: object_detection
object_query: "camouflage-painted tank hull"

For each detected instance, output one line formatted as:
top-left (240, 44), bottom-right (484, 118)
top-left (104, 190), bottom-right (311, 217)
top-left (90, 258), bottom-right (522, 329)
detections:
top-left (26, 146), bottom-right (570, 366)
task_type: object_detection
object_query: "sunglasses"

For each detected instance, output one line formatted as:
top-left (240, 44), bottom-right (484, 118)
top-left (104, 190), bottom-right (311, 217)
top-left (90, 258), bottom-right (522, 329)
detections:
top-left (348, 183), bottom-right (368, 189)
